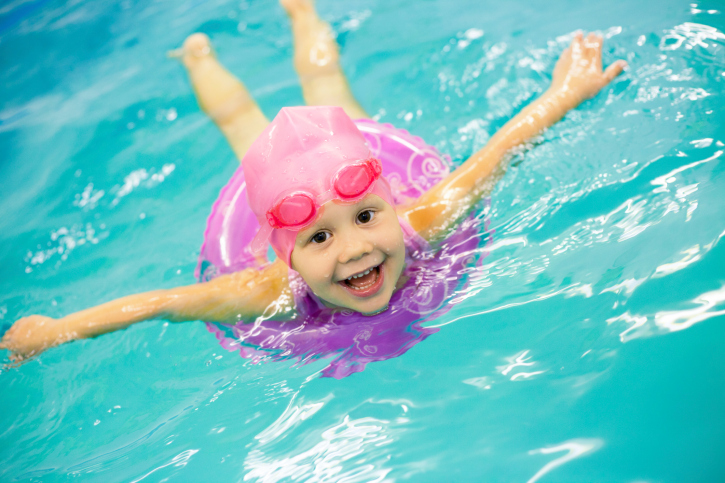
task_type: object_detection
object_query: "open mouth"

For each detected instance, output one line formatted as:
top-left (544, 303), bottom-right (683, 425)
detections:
top-left (339, 263), bottom-right (385, 298)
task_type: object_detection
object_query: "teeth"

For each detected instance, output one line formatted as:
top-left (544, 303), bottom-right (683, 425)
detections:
top-left (346, 266), bottom-right (376, 281)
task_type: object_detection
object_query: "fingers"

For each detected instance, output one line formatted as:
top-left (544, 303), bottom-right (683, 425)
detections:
top-left (8, 352), bottom-right (24, 365)
top-left (572, 31), bottom-right (611, 74)
top-left (585, 33), bottom-right (603, 71)
top-left (551, 44), bottom-right (572, 84)
top-left (603, 59), bottom-right (627, 83)
top-left (571, 31), bottom-right (601, 62)
top-left (559, 46), bottom-right (572, 63)
top-left (571, 31), bottom-right (584, 57)
top-left (0, 337), bottom-right (17, 355)
top-left (1, 325), bottom-right (15, 343)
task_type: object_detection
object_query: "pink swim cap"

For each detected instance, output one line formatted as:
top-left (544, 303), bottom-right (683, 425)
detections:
top-left (243, 106), bottom-right (395, 267)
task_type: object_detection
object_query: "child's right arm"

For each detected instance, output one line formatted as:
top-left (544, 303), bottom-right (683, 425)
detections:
top-left (0, 259), bottom-right (290, 361)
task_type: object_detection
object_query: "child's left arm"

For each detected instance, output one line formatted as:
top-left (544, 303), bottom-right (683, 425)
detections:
top-left (402, 32), bottom-right (626, 239)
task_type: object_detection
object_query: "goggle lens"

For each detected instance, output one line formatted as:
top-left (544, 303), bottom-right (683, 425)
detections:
top-left (269, 193), bottom-right (315, 228)
top-left (334, 163), bottom-right (374, 198)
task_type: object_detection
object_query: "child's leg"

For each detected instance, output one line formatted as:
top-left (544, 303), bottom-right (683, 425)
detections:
top-left (177, 33), bottom-right (269, 160)
top-left (281, 0), bottom-right (369, 120)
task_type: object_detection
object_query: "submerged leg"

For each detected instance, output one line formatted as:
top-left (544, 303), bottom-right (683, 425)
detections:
top-left (281, 0), bottom-right (369, 119)
top-left (176, 33), bottom-right (269, 160)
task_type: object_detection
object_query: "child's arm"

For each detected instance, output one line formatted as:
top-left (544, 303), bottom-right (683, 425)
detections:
top-left (402, 33), bottom-right (626, 239)
top-left (0, 259), bottom-right (290, 361)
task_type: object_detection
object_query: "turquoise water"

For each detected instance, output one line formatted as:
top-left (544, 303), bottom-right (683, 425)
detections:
top-left (1, 0), bottom-right (724, 480)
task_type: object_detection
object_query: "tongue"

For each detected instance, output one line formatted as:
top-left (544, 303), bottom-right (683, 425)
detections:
top-left (347, 268), bottom-right (377, 288)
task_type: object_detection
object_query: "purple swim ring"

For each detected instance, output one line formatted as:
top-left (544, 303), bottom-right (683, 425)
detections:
top-left (197, 119), bottom-right (493, 378)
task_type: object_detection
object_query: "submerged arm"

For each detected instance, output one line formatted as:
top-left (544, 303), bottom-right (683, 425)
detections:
top-left (403, 32), bottom-right (626, 239)
top-left (0, 259), bottom-right (289, 361)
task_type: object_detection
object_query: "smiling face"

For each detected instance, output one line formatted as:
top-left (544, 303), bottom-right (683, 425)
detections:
top-left (290, 194), bottom-right (406, 315)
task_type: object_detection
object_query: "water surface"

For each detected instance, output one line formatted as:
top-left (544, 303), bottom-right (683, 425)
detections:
top-left (1, 0), bottom-right (724, 481)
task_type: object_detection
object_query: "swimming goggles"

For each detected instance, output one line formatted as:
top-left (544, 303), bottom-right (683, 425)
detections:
top-left (265, 157), bottom-right (383, 230)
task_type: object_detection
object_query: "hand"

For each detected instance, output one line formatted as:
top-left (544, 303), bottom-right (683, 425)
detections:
top-left (550, 32), bottom-right (627, 106)
top-left (0, 315), bottom-right (66, 361)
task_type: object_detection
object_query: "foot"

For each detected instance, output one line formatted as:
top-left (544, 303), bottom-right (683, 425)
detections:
top-left (167, 33), bottom-right (216, 69)
top-left (280, 0), bottom-right (316, 18)
top-left (280, 0), bottom-right (340, 78)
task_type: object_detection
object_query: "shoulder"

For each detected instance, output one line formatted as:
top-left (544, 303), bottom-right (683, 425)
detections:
top-left (214, 259), bottom-right (289, 295)
top-left (396, 200), bottom-right (446, 243)
top-left (199, 259), bottom-right (292, 320)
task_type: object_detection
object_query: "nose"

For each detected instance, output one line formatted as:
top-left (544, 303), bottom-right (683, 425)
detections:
top-left (337, 229), bottom-right (374, 264)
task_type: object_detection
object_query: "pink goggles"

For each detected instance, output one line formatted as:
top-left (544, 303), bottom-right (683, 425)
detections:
top-left (265, 157), bottom-right (383, 230)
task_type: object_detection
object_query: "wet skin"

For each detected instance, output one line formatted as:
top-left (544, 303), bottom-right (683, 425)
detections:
top-left (0, 26), bottom-right (626, 360)
top-left (290, 194), bottom-right (406, 315)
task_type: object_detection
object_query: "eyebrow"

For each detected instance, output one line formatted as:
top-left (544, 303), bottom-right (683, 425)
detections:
top-left (299, 197), bottom-right (383, 241)
top-left (299, 221), bottom-right (330, 243)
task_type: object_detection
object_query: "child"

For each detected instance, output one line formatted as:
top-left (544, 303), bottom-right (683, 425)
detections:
top-left (0, 0), bottom-right (625, 362)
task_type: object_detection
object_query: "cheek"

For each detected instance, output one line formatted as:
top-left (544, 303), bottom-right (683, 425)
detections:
top-left (320, 271), bottom-right (334, 283)
top-left (294, 252), bottom-right (336, 286)
top-left (378, 227), bottom-right (405, 254)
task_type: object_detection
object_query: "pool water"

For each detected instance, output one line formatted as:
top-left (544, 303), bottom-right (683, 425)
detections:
top-left (1, 0), bottom-right (724, 481)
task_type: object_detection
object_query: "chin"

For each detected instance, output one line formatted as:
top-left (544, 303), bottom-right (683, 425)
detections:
top-left (349, 291), bottom-right (394, 316)
top-left (359, 303), bottom-right (390, 316)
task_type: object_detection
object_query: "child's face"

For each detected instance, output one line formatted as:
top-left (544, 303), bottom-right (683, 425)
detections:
top-left (290, 194), bottom-right (406, 315)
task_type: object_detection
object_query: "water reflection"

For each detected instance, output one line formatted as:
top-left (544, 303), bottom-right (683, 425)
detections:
top-left (129, 449), bottom-right (199, 483)
top-left (255, 394), bottom-right (328, 446)
top-left (527, 438), bottom-right (604, 483)
top-left (245, 408), bottom-right (395, 482)
top-left (660, 22), bottom-right (725, 51)
top-left (656, 285), bottom-right (725, 333)
top-left (608, 284), bottom-right (725, 341)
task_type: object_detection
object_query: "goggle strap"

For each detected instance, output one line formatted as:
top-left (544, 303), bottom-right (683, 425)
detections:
top-left (250, 222), bottom-right (274, 255)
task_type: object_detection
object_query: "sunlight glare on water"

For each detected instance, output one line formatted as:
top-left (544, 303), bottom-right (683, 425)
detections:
top-left (1, 0), bottom-right (724, 481)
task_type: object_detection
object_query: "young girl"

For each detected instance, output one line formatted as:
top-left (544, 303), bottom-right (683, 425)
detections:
top-left (0, 0), bottom-right (625, 363)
